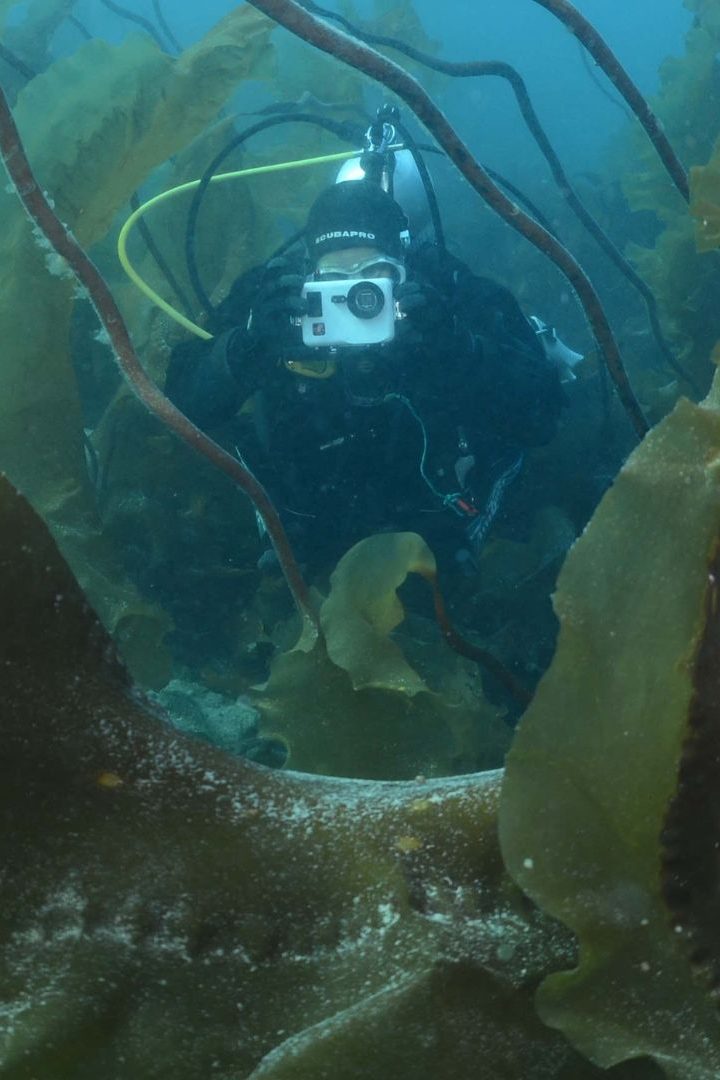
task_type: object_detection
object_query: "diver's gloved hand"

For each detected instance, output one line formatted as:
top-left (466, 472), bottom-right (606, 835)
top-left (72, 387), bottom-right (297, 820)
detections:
top-left (246, 256), bottom-right (307, 351)
top-left (394, 279), bottom-right (447, 341)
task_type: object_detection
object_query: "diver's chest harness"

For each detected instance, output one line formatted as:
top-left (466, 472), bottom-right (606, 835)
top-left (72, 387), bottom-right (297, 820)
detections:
top-left (257, 369), bottom-right (522, 548)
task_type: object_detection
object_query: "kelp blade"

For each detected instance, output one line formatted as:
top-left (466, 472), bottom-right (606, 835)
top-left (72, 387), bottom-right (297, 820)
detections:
top-left (500, 377), bottom-right (720, 1077)
top-left (0, 472), bottom-right (619, 1077)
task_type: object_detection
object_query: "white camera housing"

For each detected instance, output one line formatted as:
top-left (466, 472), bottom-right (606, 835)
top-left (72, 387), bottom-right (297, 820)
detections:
top-left (301, 277), bottom-right (397, 348)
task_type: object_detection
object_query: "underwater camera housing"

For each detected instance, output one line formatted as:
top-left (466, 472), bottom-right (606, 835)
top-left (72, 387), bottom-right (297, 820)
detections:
top-left (301, 277), bottom-right (398, 348)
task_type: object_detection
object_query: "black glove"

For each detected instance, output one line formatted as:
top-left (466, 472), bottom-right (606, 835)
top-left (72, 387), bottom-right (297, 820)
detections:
top-left (246, 256), bottom-right (307, 351)
top-left (394, 279), bottom-right (447, 341)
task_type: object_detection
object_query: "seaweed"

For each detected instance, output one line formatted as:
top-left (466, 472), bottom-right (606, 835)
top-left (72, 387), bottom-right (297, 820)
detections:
top-left (257, 532), bottom-right (512, 778)
top-left (661, 536), bottom-right (720, 999)
top-left (615, 0), bottom-right (720, 395)
top-left (1, 0), bottom-right (76, 76)
top-left (1, 471), bottom-right (614, 1079)
top-left (500, 373), bottom-right (720, 1076)
top-left (0, 6), bottom-right (276, 681)
top-left (99, 0), bottom-right (170, 53)
top-left (690, 137), bottom-right (720, 252)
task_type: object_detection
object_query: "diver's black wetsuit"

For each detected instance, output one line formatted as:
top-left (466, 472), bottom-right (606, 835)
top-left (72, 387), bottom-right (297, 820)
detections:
top-left (166, 242), bottom-right (565, 570)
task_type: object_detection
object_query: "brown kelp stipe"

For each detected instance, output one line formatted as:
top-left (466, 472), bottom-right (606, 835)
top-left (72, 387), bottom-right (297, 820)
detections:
top-left (0, 44), bottom-right (35, 82)
top-left (424, 572), bottom-right (533, 709)
top-left (413, 61), bottom-right (695, 393)
top-left (152, 0), bottom-right (182, 54)
top-left (68, 15), bottom-right (94, 43)
top-left (0, 85), bottom-right (319, 642)
top-left (531, 0), bottom-right (689, 202)
top-left (246, 0), bottom-right (649, 440)
top-left (99, 0), bottom-right (169, 54)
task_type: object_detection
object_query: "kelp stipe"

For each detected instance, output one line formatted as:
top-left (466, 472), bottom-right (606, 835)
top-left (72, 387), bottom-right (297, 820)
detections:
top-left (530, 0), bottom-right (689, 200)
top-left (0, 42), bottom-right (35, 82)
top-left (99, 0), bottom-right (172, 54)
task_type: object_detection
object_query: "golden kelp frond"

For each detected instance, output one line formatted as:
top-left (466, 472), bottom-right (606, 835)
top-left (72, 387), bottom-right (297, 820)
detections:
top-left (660, 533), bottom-right (720, 1009)
top-left (691, 196), bottom-right (720, 249)
top-left (1, 0), bottom-right (74, 71)
top-left (620, 21), bottom-right (720, 224)
top-left (624, 217), bottom-right (720, 394)
top-left (609, 10), bottom-right (720, 399)
top-left (371, 0), bottom-right (439, 51)
top-left (685, 0), bottom-right (720, 37)
top-left (499, 374), bottom-right (720, 1077)
top-left (15, 8), bottom-right (274, 244)
top-left (257, 533), bottom-right (510, 779)
top-left (321, 532), bottom-right (435, 695)
top-left (690, 145), bottom-right (720, 251)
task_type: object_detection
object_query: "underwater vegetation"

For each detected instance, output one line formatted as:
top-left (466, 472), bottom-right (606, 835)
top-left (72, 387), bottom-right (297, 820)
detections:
top-left (3, 0), bottom-right (720, 1075)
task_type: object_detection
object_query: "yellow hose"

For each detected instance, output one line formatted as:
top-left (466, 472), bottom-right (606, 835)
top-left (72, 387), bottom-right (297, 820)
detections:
top-left (117, 148), bottom-right (378, 341)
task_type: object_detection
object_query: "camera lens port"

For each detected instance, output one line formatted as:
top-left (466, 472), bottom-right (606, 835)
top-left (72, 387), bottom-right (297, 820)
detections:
top-left (346, 280), bottom-right (385, 320)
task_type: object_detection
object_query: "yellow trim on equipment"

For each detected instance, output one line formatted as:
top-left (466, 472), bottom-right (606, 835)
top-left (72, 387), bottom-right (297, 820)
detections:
top-left (117, 148), bottom-right (385, 341)
top-left (283, 357), bottom-right (337, 379)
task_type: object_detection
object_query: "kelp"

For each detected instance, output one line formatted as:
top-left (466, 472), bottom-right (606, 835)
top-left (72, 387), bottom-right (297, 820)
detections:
top-left (690, 136), bottom-right (720, 251)
top-left (615, 1), bottom-right (720, 396)
top-left (0, 5), bottom-right (275, 682)
top-left (83, 116), bottom-right (282, 635)
top-left (0, 470), bottom-right (636, 1080)
top-left (1, 0), bottom-right (75, 74)
top-left (499, 371), bottom-right (720, 1077)
top-left (661, 538), bottom-right (720, 1003)
top-left (625, 218), bottom-right (720, 410)
top-left (321, 532), bottom-right (436, 695)
top-left (620, 16), bottom-right (719, 224)
top-left (366, 0), bottom-right (442, 89)
top-left (15, 12), bottom-right (274, 248)
top-left (256, 533), bottom-right (511, 779)
top-left (529, 0), bottom-right (687, 203)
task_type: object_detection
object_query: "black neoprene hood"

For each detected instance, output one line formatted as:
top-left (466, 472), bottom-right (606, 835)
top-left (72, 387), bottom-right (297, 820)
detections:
top-left (305, 180), bottom-right (409, 261)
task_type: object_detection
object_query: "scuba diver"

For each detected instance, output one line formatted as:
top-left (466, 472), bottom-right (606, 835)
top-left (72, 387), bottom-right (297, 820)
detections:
top-left (166, 120), bottom-right (571, 577)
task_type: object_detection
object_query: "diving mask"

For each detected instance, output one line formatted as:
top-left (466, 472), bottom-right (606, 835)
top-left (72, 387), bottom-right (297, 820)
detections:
top-left (313, 249), bottom-right (407, 285)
